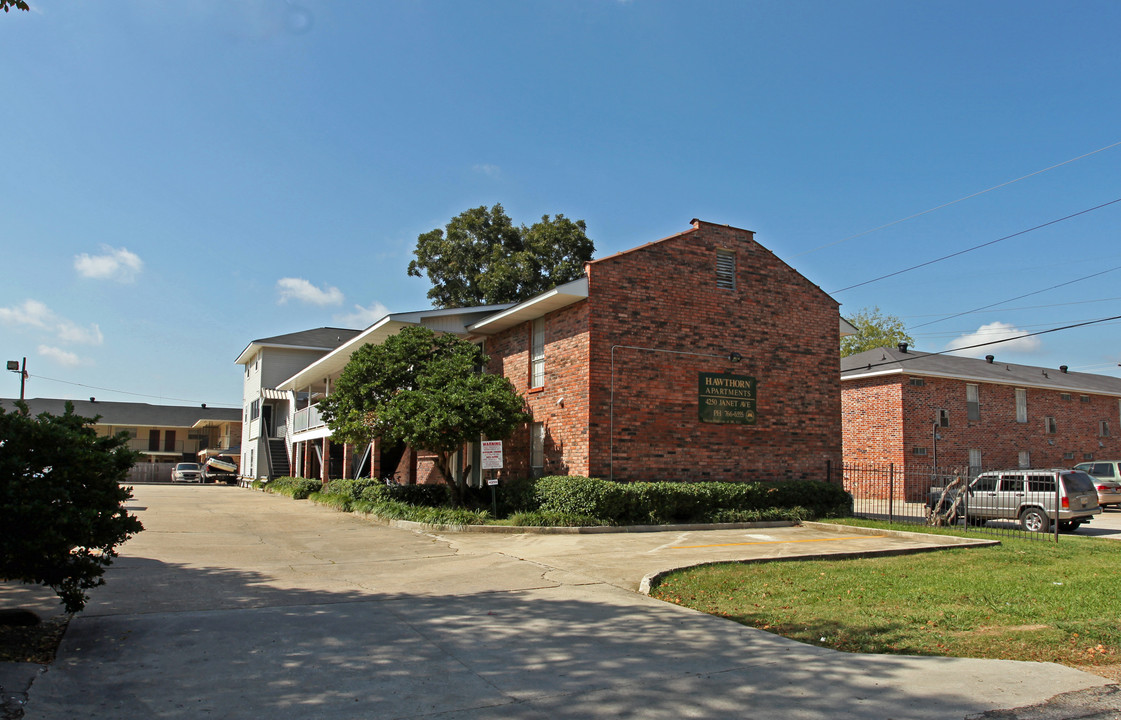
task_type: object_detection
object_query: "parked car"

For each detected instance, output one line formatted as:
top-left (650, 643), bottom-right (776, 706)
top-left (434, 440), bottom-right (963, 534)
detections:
top-left (1073, 461), bottom-right (1121, 508)
top-left (927, 469), bottom-right (1100, 533)
top-left (171, 462), bottom-right (202, 483)
top-left (202, 456), bottom-right (239, 484)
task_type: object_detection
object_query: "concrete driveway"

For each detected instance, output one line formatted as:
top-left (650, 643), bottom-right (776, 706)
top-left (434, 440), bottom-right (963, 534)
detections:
top-left (2, 485), bottom-right (1114, 719)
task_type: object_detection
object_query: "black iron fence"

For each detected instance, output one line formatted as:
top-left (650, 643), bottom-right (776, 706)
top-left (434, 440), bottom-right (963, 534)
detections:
top-left (841, 462), bottom-right (1068, 542)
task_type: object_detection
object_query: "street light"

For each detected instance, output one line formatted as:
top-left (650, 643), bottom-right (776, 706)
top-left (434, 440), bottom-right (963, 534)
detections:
top-left (6, 357), bottom-right (27, 400)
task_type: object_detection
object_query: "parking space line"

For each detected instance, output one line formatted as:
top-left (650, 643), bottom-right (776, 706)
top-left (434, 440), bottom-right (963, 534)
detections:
top-left (671, 535), bottom-right (885, 549)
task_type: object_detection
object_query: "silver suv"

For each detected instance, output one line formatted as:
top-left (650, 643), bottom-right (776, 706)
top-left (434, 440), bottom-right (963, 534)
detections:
top-left (930, 469), bottom-right (1100, 532)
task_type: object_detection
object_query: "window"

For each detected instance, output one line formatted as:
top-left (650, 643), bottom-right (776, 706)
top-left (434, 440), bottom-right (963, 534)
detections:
top-left (530, 422), bottom-right (545, 477)
top-left (1027, 475), bottom-right (1055, 493)
top-left (909, 377), bottom-right (925, 387)
top-left (1100, 420), bottom-right (1111, 438)
top-left (998, 475), bottom-right (1023, 492)
top-left (716, 249), bottom-right (736, 290)
top-left (1083, 453), bottom-right (1094, 461)
top-left (250, 399), bottom-right (260, 421)
top-left (1044, 416), bottom-right (1057, 434)
top-left (935, 409), bottom-right (949, 428)
top-left (1018, 451), bottom-right (1030, 469)
top-left (966, 384), bottom-right (980, 421)
top-left (969, 448), bottom-right (983, 474)
top-left (1015, 388), bottom-right (1027, 423)
top-left (1081, 395), bottom-right (1091, 403)
top-left (1064, 452), bottom-right (1075, 460)
top-left (912, 446), bottom-right (928, 456)
top-left (1061, 393), bottom-right (1071, 401)
top-left (530, 318), bottom-right (545, 388)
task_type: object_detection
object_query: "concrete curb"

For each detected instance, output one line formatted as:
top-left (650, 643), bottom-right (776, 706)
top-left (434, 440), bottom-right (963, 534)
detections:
top-left (638, 522), bottom-right (1000, 596)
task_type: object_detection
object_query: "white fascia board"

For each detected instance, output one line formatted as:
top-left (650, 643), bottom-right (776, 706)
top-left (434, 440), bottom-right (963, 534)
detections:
top-left (467, 278), bottom-right (589, 334)
top-left (276, 315), bottom-right (412, 390)
top-left (235, 341), bottom-right (338, 366)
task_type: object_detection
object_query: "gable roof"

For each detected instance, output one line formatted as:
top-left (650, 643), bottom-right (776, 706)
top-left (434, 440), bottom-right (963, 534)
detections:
top-left (841, 347), bottom-right (1121, 397)
top-left (235, 327), bottom-right (363, 365)
top-left (0, 398), bottom-right (241, 427)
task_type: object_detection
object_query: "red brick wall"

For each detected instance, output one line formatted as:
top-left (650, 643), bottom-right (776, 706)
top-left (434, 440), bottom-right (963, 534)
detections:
top-left (841, 376), bottom-right (904, 467)
top-left (483, 300), bottom-right (592, 478)
top-left (582, 220), bottom-right (843, 482)
top-left (844, 371), bottom-right (1121, 475)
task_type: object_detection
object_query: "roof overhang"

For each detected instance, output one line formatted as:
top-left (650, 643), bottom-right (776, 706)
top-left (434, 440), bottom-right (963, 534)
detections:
top-left (277, 316), bottom-right (415, 390)
top-left (842, 364), bottom-right (1121, 397)
top-left (840, 317), bottom-right (858, 337)
top-left (467, 278), bottom-right (589, 335)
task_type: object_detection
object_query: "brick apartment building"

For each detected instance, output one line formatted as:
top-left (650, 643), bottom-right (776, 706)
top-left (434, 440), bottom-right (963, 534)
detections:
top-left (841, 344), bottom-right (1121, 498)
top-left (246, 219), bottom-right (852, 485)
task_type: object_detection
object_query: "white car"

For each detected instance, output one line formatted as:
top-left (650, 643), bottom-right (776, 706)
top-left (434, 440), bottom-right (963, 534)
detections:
top-left (171, 462), bottom-right (202, 483)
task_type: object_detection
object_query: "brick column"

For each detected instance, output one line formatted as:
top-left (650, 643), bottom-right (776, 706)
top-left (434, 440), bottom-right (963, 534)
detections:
top-left (370, 438), bottom-right (381, 480)
top-left (320, 437), bottom-right (331, 484)
top-left (302, 441), bottom-right (311, 478)
top-left (342, 442), bottom-right (352, 480)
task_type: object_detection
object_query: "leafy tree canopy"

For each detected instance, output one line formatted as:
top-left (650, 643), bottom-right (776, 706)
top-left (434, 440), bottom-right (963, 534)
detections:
top-left (841, 306), bottom-right (915, 357)
top-left (318, 326), bottom-right (528, 503)
top-left (1, 0), bottom-right (30, 12)
top-left (0, 402), bottom-right (143, 612)
top-left (407, 204), bottom-right (595, 308)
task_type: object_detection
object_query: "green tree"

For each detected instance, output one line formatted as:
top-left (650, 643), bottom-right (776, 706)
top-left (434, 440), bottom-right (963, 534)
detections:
top-left (318, 326), bottom-right (528, 504)
top-left (407, 204), bottom-right (595, 308)
top-left (0, 402), bottom-right (144, 612)
top-left (841, 306), bottom-right (915, 357)
top-left (1, 1), bottom-right (30, 12)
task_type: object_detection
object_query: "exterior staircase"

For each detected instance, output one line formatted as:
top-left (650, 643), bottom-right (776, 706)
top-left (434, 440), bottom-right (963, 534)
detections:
top-left (267, 438), bottom-right (291, 479)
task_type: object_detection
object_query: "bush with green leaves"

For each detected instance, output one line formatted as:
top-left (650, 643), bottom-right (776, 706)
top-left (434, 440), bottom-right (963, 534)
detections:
top-left (265, 476), bottom-right (322, 500)
top-left (534, 476), bottom-right (851, 525)
top-left (0, 402), bottom-right (143, 613)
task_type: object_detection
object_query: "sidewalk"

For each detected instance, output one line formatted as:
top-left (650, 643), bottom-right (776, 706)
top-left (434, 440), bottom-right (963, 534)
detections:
top-left (3, 485), bottom-right (1113, 719)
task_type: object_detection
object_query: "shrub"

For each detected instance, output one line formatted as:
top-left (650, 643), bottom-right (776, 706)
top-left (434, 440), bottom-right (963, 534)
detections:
top-left (533, 476), bottom-right (852, 525)
top-left (265, 476), bottom-right (322, 500)
top-left (0, 402), bottom-right (144, 613)
top-left (506, 510), bottom-right (606, 527)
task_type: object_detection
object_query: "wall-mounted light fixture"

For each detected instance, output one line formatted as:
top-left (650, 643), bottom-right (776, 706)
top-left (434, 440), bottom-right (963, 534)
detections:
top-left (728, 352), bottom-right (743, 363)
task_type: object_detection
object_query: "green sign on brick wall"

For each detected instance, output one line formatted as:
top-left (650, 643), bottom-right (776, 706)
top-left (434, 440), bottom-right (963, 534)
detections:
top-left (698, 372), bottom-right (757, 425)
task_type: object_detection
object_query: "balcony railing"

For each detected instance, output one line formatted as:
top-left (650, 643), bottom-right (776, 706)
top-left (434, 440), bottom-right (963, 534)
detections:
top-left (293, 404), bottom-right (325, 434)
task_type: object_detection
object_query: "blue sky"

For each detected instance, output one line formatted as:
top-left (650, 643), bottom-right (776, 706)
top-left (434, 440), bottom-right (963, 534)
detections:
top-left (2, 1), bottom-right (1120, 408)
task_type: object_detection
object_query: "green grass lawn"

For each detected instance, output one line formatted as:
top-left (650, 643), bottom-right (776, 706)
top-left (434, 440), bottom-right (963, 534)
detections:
top-left (649, 520), bottom-right (1121, 671)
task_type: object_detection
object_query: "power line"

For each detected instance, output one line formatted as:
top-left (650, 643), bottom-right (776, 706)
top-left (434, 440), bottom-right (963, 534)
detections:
top-left (842, 314), bottom-right (1121, 374)
top-left (26, 373), bottom-right (240, 408)
top-left (908, 263), bottom-right (1121, 330)
top-left (795, 139), bottom-right (1121, 257)
top-left (830, 197), bottom-right (1121, 294)
top-left (901, 295), bottom-right (1121, 319)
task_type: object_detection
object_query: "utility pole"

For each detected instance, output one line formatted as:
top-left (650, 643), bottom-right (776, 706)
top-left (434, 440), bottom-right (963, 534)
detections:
top-left (6, 357), bottom-right (27, 400)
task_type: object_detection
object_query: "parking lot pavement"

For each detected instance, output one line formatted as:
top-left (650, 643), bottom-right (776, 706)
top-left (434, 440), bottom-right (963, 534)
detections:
top-left (1076, 506), bottom-right (1121, 538)
top-left (5, 485), bottom-right (1114, 720)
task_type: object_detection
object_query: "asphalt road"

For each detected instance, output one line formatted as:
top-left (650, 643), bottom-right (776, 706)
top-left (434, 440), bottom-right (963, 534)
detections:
top-left (2, 485), bottom-right (1116, 719)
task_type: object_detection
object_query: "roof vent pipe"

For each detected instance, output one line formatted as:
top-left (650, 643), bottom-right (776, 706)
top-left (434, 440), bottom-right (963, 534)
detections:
top-left (1060, 365), bottom-right (1068, 373)
top-left (985, 355), bottom-right (994, 363)
top-left (898, 342), bottom-right (908, 353)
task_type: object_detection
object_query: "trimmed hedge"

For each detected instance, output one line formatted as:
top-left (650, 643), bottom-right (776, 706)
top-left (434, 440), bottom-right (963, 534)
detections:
top-left (533, 476), bottom-right (851, 525)
top-left (267, 474), bottom-right (852, 527)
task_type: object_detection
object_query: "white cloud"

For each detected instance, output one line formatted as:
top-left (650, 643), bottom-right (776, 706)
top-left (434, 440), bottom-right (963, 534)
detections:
top-left (37, 345), bottom-right (82, 367)
top-left (56, 321), bottom-right (104, 346)
top-left (0, 299), bottom-right (54, 328)
top-left (74, 246), bottom-right (144, 282)
top-left (334, 301), bottom-right (389, 328)
top-left (276, 277), bottom-right (344, 306)
top-left (473, 164), bottom-right (502, 178)
top-left (945, 321), bottom-right (1042, 358)
top-left (0, 299), bottom-right (104, 346)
